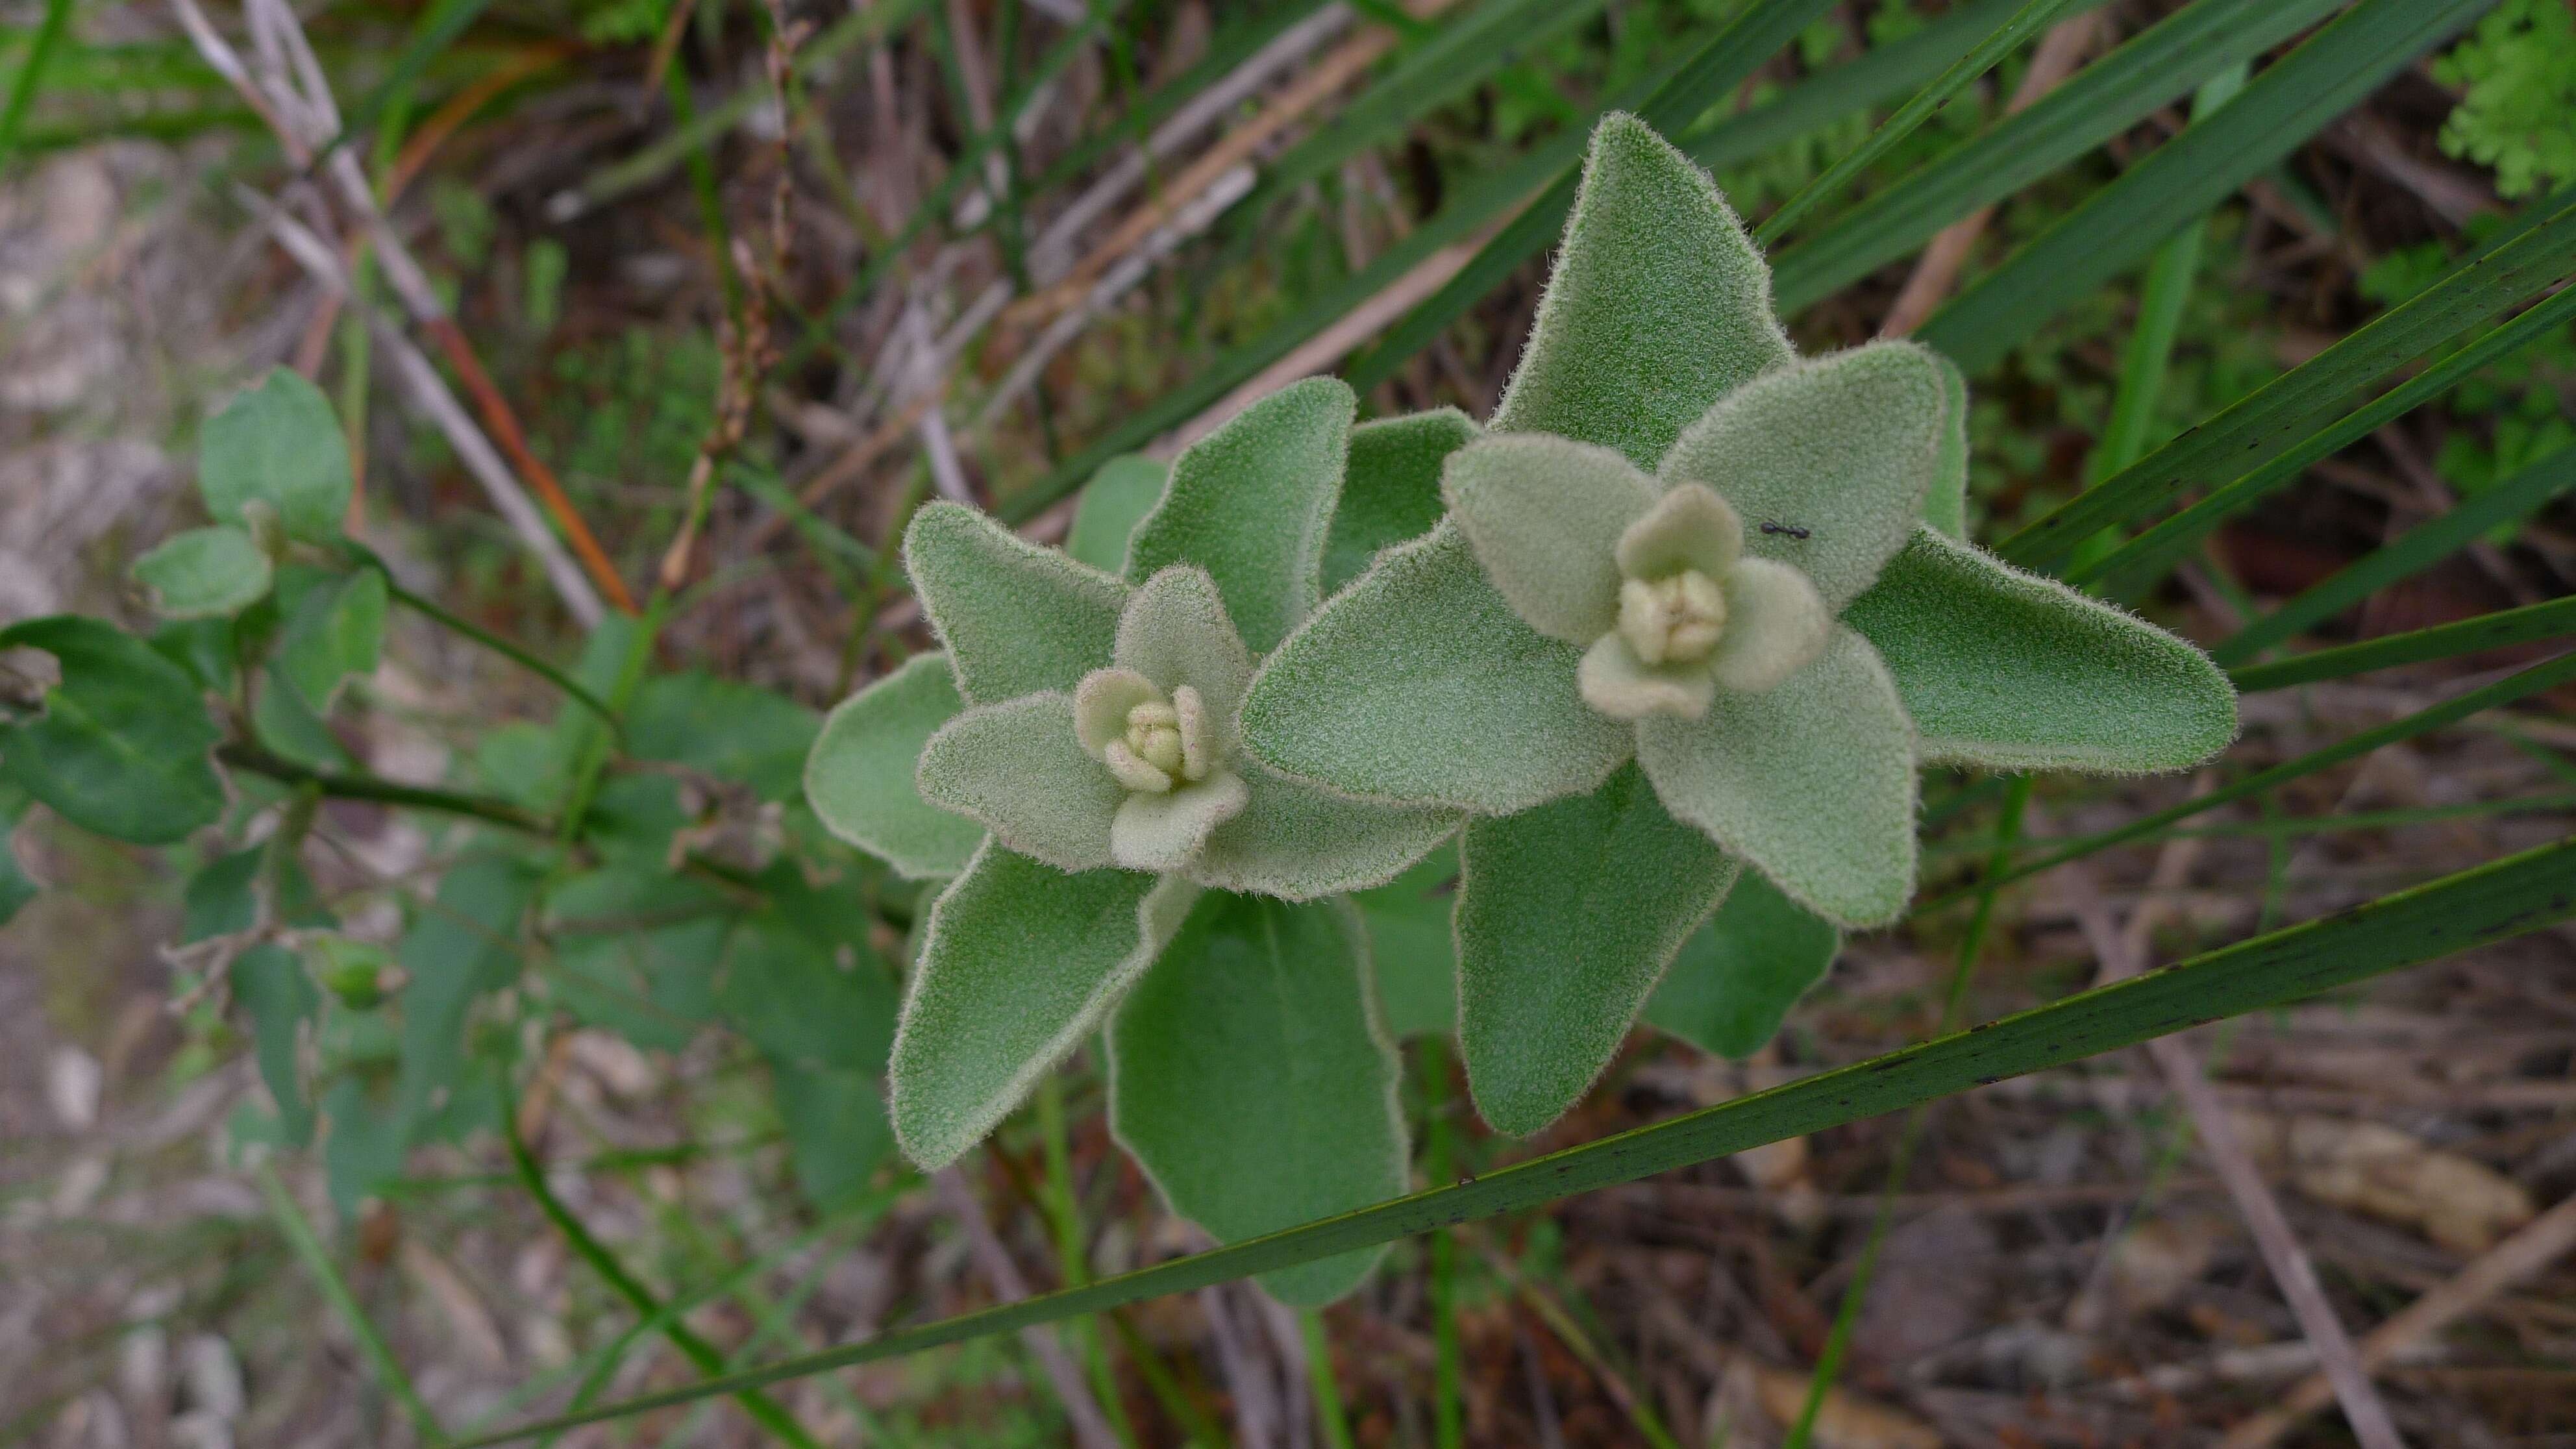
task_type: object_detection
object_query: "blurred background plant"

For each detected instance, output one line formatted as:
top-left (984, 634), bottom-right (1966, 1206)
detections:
top-left (2, 0), bottom-right (2573, 1445)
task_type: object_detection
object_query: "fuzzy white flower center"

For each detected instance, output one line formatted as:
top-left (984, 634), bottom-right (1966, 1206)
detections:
top-left (1096, 683), bottom-right (1213, 795)
top-left (1617, 569), bottom-right (1728, 667)
top-left (1124, 701), bottom-right (1185, 777)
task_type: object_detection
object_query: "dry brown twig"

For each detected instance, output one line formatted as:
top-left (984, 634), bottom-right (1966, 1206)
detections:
top-left (2046, 789), bottom-right (2410, 1449)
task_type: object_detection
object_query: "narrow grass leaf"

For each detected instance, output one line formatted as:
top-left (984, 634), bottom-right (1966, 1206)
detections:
top-left (2227, 595), bottom-right (2576, 693)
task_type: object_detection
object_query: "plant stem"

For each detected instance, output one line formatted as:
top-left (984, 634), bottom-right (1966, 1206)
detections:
top-left (219, 741), bottom-right (552, 835)
top-left (1420, 1036), bottom-right (1465, 1449)
top-left (1300, 1309), bottom-right (1358, 1449)
top-left (256, 1162), bottom-right (448, 1444)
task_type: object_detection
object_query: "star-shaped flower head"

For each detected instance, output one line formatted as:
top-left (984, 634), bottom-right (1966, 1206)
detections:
top-left (803, 379), bottom-right (1448, 1272)
top-left (1240, 113), bottom-right (2235, 1138)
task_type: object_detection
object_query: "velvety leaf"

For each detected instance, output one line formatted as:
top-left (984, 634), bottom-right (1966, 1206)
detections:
top-left (234, 943), bottom-right (319, 1145)
top-left (273, 565), bottom-right (388, 713)
top-left (545, 867), bottom-right (730, 1052)
top-left (769, 1053), bottom-right (893, 1211)
top-left (1442, 434), bottom-right (1660, 645)
top-left (0, 615), bottom-right (225, 845)
top-left (1456, 765), bottom-right (1736, 1137)
top-left (1322, 410), bottom-right (1476, 595)
top-left (1193, 762), bottom-right (1457, 901)
top-left (917, 693), bottom-right (1122, 873)
top-left (1066, 454), bottom-right (1170, 575)
top-left (719, 911), bottom-right (898, 1072)
top-left (1659, 341), bottom-right (1950, 610)
top-left (906, 501), bottom-right (1127, 704)
top-left (199, 367), bottom-right (353, 542)
top-left (396, 854), bottom-right (538, 1126)
top-left (1111, 769), bottom-right (1248, 874)
top-left (1353, 841), bottom-right (1459, 1039)
top-left (1635, 628), bottom-right (1917, 928)
top-left (1642, 871), bottom-right (1841, 1059)
top-left (806, 654), bottom-right (984, 880)
top-left (1108, 893), bottom-right (1406, 1305)
top-left (1843, 528), bottom-right (2238, 774)
top-left (1240, 525), bottom-right (1633, 813)
top-left (1924, 352), bottom-right (1970, 541)
top-left (889, 845), bottom-right (1196, 1168)
top-left (132, 526), bottom-right (273, 619)
top-left (1491, 113), bottom-right (1793, 469)
top-left (627, 671), bottom-right (820, 800)
top-left (1128, 377), bottom-right (1356, 653)
top-left (1113, 565), bottom-right (1256, 727)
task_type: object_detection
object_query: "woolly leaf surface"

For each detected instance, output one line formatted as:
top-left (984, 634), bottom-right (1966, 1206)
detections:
top-left (1843, 528), bottom-right (2238, 774)
top-left (1111, 769), bottom-right (1248, 874)
top-left (916, 693), bottom-right (1122, 873)
top-left (1457, 765), bottom-right (1735, 1137)
top-left (1661, 341), bottom-right (1949, 611)
top-left (1491, 113), bottom-right (1792, 469)
top-left (906, 501), bottom-right (1127, 704)
top-left (1128, 377), bottom-right (1356, 653)
top-left (132, 526), bottom-right (273, 619)
top-left (1443, 434), bottom-right (1659, 645)
top-left (1353, 841), bottom-right (1459, 1039)
top-left (0, 615), bottom-right (225, 845)
top-left (1636, 628), bottom-right (1916, 928)
top-left (1240, 524), bottom-right (1633, 813)
top-left (1924, 351), bottom-right (1970, 541)
top-left (199, 367), bottom-right (352, 542)
top-left (1193, 762), bottom-right (1457, 901)
top-left (1322, 410), bottom-right (1476, 595)
top-left (1642, 872), bottom-right (1840, 1059)
top-left (1113, 565), bottom-right (1256, 728)
top-left (889, 843), bottom-right (1194, 1168)
top-left (804, 654), bottom-right (983, 880)
top-left (1066, 454), bottom-right (1170, 576)
top-left (1108, 893), bottom-right (1405, 1306)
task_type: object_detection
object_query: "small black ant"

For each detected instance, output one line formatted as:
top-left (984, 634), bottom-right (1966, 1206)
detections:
top-left (1759, 521), bottom-right (1811, 540)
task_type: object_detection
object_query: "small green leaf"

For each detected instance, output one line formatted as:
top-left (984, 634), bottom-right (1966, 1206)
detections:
top-left (1635, 628), bottom-right (1916, 928)
top-left (1353, 841), bottom-right (1459, 1040)
top-left (396, 854), bottom-right (538, 1127)
top-left (626, 671), bottom-right (820, 801)
top-left (1113, 565), bottom-right (1257, 727)
top-left (132, 526), bottom-right (274, 618)
top-left (274, 566), bottom-right (388, 713)
top-left (1457, 765), bottom-right (1735, 1137)
top-left (234, 943), bottom-right (319, 1146)
top-left (323, 1076), bottom-right (412, 1216)
top-left (1108, 893), bottom-right (1406, 1306)
top-left (806, 654), bottom-right (984, 880)
top-left (769, 1053), bottom-right (893, 1211)
top-left (1193, 763), bottom-right (1457, 902)
top-left (1442, 434), bottom-right (1660, 645)
top-left (199, 367), bottom-right (353, 542)
top-left (0, 615), bottom-right (225, 845)
top-left (545, 867), bottom-right (730, 1052)
top-left (1241, 525), bottom-right (1633, 813)
top-left (720, 911), bottom-right (898, 1072)
top-left (889, 844), bottom-right (1196, 1168)
top-left (1128, 377), bottom-right (1357, 653)
top-left (1491, 112), bottom-right (1793, 470)
top-left (1643, 872), bottom-right (1840, 1059)
top-left (1066, 454), bottom-right (1170, 576)
top-left (907, 501), bottom-right (1128, 704)
top-left (1844, 528), bottom-right (2237, 773)
top-left (1660, 341), bottom-right (1949, 611)
top-left (1924, 351), bottom-right (1970, 541)
top-left (1322, 409), bottom-right (1476, 596)
top-left (917, 693), bottom-right (1123, 874)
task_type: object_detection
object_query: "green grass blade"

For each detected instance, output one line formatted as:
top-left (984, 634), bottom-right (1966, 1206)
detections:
top-left (0, 0), bottom-right (75, 172)
top-left (1003, 0), bottom-right (2038, 521)
top-left (2000, 186), bottom-right (2576, 573)
top-left (1917, 648), bottom-right (2576, 914)
top-left (452, 833), bottom-right (2576, 1446)
top-left (2227, 595), bottom-right (2576, 692)
top-left (2219, 447), bottom-right (2576, 663)
top-left (2074, 266), bottom-right (2576, 593)
top-left (1343, 0), bottom-right (1842, 395)
top-left (1768, 0), bottom-right (2340, 312)
top-left (258, 1163), bottom-right (449, 1444)
top-left (1754, 0), bottom-right (2076, 247)
top-left (1918, 0), bottom-right (2495, 374)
